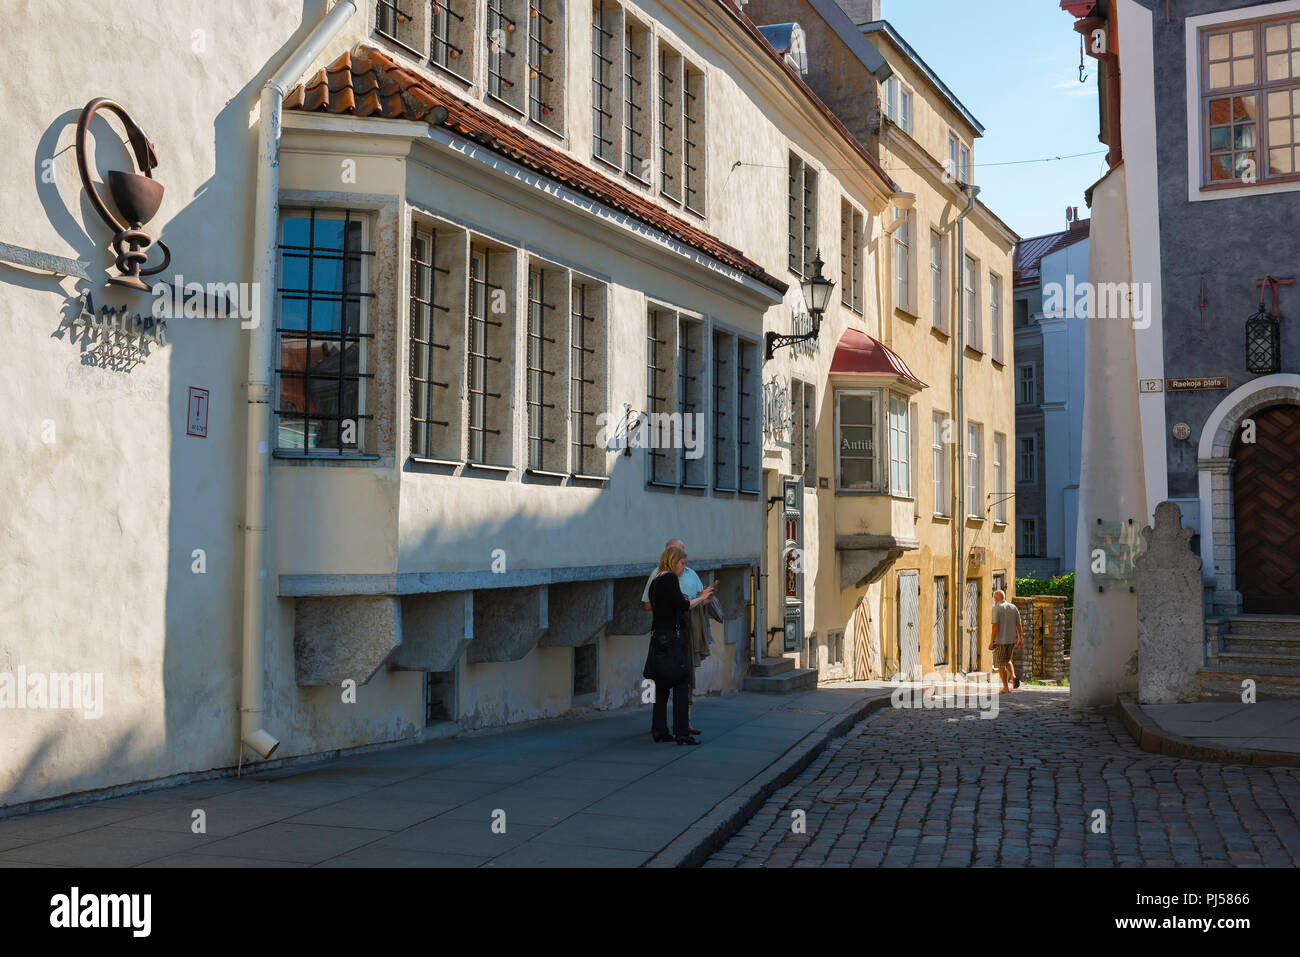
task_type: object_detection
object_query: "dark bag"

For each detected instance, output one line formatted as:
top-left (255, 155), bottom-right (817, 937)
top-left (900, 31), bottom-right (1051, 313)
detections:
top-left (643, 624), bottom-right (689, 687)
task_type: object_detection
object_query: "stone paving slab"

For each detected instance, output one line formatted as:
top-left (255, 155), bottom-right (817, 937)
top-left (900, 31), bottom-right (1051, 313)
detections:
top-left (0, 686), bottom-right (891, 867)
top-left (1120, 696), bottom-right (1300, 765)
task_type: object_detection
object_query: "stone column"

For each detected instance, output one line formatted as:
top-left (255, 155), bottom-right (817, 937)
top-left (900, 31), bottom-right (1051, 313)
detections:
top-left (1135, 502), bottom-right (1204, 704)
top-left (1200, 457), bottom-right (1242, 616)
top-left (1069, 165), bottom-right (1145, 709)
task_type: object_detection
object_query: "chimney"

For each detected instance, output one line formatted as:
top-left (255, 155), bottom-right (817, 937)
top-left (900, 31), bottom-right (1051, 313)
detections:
top-left (834, 0), bottom-right (883, 25)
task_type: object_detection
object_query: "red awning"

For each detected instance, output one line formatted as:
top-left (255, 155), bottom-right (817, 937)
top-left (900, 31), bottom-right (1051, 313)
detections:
top-left (829, 328), bottom-right (928, 389)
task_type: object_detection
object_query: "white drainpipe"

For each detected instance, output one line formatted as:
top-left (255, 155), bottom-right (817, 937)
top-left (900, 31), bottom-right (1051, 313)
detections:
top-left (951, 184), bottom-right (980, 671)
top-left (241, 0), bottom-right (360, 760)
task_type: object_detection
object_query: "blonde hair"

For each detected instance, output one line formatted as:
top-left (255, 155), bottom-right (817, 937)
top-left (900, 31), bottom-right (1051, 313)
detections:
top-left (657, 545), bottom-right (687, 575)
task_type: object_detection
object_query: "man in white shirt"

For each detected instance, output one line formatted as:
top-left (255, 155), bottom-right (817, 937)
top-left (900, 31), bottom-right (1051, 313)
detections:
top-left (642, 539), bottom-right (704, 608)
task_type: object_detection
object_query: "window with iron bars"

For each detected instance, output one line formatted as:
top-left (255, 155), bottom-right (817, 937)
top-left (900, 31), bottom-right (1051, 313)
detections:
top-left (646, 306), bottom-right (676, 485)
top-left (375, 0), bottom-right (423, 55)
top-left (570, 279), bottom-right (607, 478)
top-left (487, 0), bottom-right (523, 110)
top-left (658, 44), bottom-right (682, 201)
top-left (678, 315), bottom-right (706, 488)
top-left (788, 153), bottom-right (817, 277)
top-left (526, 262), bottom-right (565, 473)
top-left (791, 378), bottom-right (816, 488)
top-left (430, 0), bottom-right (471, 78)
top-left (409, 221), bottom-right (457, 461)
top-left (683, 63), bottom-right (705, 214)
top-left (275, 209), bottom-right (375, 455)
top-left (624, 18), bottom-right (650, 181)
top-left (591, 0), bottom-right (620, 166)
top-left (527, 0), bottom-right (563, 129)
top-left (467, 243), bottom-right (512, 466)
top-left (713, 329), bottom-right (736, 492)
top-left (840, 199), bottom-right (864, 314)
top-left (737, 338), bottom-right (760, 493)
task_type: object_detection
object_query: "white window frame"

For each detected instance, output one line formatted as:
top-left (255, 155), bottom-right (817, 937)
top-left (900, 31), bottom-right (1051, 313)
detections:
top-left (932, 410), bottom-right (950, 517)
top-left (966, 421), bottom-right (984, 519)
top-left (929, 229), bottom-right (947, 332)
top-left (835, 388), bottom-right (882, 493)
top-left (1185, 0), bottom-right (1300, 202)
top-left (989, 272), bottom-right (1003, 362)
top-left (895, 209), bottom-right (912, 313)
top-left (889, 394), bottom-right (911, 498)
top-left (964, 254), bottom-right (980, 351)
top-left (993, 432), bottom-right (1006, 524)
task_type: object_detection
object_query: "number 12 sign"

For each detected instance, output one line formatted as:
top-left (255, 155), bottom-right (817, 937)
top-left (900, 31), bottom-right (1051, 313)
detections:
top-left (187, 387), bottom-right (209, 438)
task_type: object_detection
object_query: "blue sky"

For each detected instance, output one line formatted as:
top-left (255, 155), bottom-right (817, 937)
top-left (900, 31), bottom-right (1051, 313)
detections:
top-left (876, 0), bottom-right (1107, 239)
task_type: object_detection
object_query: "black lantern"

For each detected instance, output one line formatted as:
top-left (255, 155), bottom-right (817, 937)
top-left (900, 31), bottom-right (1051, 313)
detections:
top-left (1246, 304), bottom-right (1280, 374)
top-left (766, 251), bottom-right (835, 360)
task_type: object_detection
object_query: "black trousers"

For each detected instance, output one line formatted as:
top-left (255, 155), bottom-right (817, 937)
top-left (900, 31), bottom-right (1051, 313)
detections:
top-left (651, 678), bottom-right (690, 738)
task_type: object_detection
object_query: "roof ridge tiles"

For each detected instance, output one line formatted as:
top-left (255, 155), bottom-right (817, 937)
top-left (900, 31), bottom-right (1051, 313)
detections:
top-left (285, 46), bottom-right (788, 293)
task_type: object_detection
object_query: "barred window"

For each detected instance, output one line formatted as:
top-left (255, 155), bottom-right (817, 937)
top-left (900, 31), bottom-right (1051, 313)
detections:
top-left (526, 262), bottom-right (565, 473)
top-left (646, 306), bottom-right (676, 485)
top-left (658, 44), bottom-right (682, 201)
top-left (570, 279), bottom-right (607, 477)
top-left (527, 0), bottom-right (563, 129)
top-left (591, 0), bottom-right (620, 164)
top-left (737, 339), bottom-right (761, 493)
top-left (678, 315), bottom-right (706, 488)
top-left (410, 221), bottom-right (455, 460)
top-left (683, 63), bottom-right (705, 213)
top-left (713, 329), bottom-right (736, 492)
top-left (375, 0), bottom-right (423, 54)
top-left (840, 200), bottom-right (864, 314)
top-left (487, 0), bottom-right (523, 110)
top-left (431, 0), bottom-right (471, 77)
top-left (624, 17), bottom-right (651, 181)
top-left (467, 243), bottom-right (514, 466)
top-left (276, 209), bottom-right (374, 454)
top-left (788, 153), bottom-right (817, 277)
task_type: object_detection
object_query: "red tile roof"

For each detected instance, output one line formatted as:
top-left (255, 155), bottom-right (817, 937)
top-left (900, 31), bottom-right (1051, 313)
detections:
top-left (829, 328), bottom-right (927, 388)
top-left (1013, 220), bottom-right (1090, 288)
top-left (286, 47), bottom-right (788, 294)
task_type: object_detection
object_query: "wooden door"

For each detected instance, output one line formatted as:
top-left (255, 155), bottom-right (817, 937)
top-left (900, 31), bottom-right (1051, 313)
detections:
top-left (1234, 404), bottom-right (1300, 614)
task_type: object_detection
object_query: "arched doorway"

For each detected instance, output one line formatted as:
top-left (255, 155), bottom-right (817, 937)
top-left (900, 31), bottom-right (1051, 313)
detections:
top-left (1232, 404), bottom-right (1300, 614)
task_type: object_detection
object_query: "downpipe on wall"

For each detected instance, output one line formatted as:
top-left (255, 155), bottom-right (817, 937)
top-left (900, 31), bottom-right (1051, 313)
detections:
top-left (952, 184), bottom-right (979, 668)
top-left (241, 0), bottom-right (360, 761)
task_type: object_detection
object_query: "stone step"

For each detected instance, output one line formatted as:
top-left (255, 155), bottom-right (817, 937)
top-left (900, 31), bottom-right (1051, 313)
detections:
top-left (1214, 649), bottom-right (1300, 672)
top-left (1221, 633), bottom-right (1300, 654)
top-left (749, 658), bottom-right (796, 677)
top-left (743, 668), bottom-right (819, 693)
top-left (1198, 667), bottom-right (1300, 701)
top-left (1213, 615), bottom-right (1300, 637)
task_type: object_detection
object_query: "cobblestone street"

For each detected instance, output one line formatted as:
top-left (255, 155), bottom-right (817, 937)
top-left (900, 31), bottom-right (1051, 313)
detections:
top-left (706, 689), bottom-right (1300, 868)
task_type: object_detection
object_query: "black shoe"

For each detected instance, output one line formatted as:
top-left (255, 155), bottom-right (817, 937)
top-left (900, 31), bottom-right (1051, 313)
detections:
top-left (1013, 675), bottom-right (1022, 689)
top-left (652, 731), bottom-right (675, 743)
top-left (676, 736), bottom-right (701, 746)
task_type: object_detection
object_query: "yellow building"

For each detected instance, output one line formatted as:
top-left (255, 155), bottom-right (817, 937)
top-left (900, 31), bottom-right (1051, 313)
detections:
top-left (744, 0), bottom-right (1018, 680)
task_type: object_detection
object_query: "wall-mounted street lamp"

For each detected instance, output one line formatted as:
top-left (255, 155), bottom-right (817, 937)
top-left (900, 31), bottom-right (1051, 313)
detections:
top-left (1247, 274), bottom-right (1293, 375)
top-left (766, 251), bottom-right (835, 360)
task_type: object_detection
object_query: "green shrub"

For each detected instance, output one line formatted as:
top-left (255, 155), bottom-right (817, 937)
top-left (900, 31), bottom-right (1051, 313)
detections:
top-left (1014, 573), bottom-right (1075, 655)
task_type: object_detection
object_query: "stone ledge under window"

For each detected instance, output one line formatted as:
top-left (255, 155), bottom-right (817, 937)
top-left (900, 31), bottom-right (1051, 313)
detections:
top-left (837, 534), bottom-right (920, 590)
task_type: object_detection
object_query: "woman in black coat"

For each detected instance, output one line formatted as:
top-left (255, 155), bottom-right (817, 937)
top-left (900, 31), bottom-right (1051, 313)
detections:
top-left (646, 545), bottom-right (717, 745)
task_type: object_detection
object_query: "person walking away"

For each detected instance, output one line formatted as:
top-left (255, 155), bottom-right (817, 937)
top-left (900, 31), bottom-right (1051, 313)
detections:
top-left (646, 546), bottom-right (716, 745)
top-left (988, 589), bottom-right (1023, 694)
